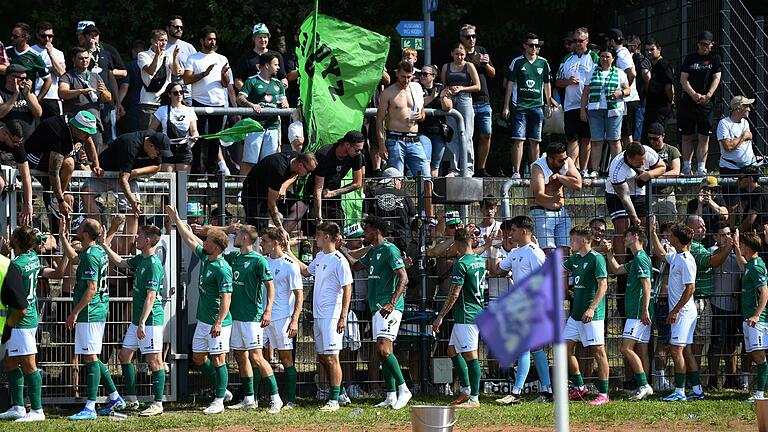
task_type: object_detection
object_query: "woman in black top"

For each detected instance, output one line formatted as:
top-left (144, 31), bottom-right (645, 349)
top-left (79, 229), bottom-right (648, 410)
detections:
top-left (440, 44), bottom-right (480, 176)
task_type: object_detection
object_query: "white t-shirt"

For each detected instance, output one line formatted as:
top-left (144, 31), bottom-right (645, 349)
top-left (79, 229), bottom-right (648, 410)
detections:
top-left (165, 39), bottom-right (197, 69)
top-left (153, 105), bottom-right (197, 144)
top-left (499, 242), bottom-right (546, 283)
top-left (664, 251), bottom-right (698, 319)
top-left (266, 254), bottom-right (303, 320)
top-left (605, 145), bottom-right (661, 195)
top-left (288, 121), bottom-right (304, 143)
top-left (487, 245), bottom-right (514, 297)
top-left (30, 44), bottom-right (64, 100)
top-left (185, 52), bottom-right (233, 106)
top-left (308, 251), bottom-right (353, 319)
top-left (717, 116), bottom-right (755, 169)
top-left (532, 153), bottom-right (571, 184)
top-left (557, 51), bottom-right (596, 112)
top-left (137, 49), bottom-right (174, 105)
top-left (615, 46), bottom-right (639, 102)
top-left (590, 68), bottom-right (629, 113)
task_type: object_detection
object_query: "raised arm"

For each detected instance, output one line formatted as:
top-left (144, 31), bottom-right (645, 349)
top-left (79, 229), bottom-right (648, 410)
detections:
top-left (166, 204), bottom-right (203, 250)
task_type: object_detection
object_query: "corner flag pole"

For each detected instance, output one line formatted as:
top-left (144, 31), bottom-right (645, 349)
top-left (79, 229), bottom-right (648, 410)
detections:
top-left (552, 250), bottom-right (569, 432)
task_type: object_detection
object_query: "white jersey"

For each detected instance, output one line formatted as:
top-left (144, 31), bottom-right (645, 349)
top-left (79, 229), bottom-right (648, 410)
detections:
top-left (31, 44), bottom-right (64, 100)
top-left (664, 251), bottom-right (698, 320)
top-left (605, 145), bottom-right (661, 196)
top-left (488, 245), bottom-right (515, 296)
top-left (266, 254), bottom-right (303, 321)
top-left (557, 51), bottom-right (597, 111)
top-left (615, 46), bottom-right (639, 102)
top-left (185, 51), bottom-right (234, 106)
top-left (499, 242), bottom-right (545, 283)
top-left (308, 251), bottom-right (353, 319)
top-left (716, 116), bottom-right (755, 169)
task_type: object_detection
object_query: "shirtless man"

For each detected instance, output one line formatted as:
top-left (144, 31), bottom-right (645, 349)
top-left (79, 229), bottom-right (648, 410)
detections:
top-left (528, 142), bottom-right (582, 254)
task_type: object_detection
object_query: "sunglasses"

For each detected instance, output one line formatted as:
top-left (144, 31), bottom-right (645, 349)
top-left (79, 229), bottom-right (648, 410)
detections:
top-left (170, 25), bottom-right (183, 30)
top-left (171, 90), bottom-right (183, 96)
top-left (10, 33), bottom-right (23, 39)
top-left (462, 34), bottom-right (477, 39)
top-left (11, 75), bottom-right (27, 80)
top-left (419, 72), bottom-right (435, 77)
top-left (526, 43), bottom-right (541, 48)
top-left (39, 34), bottom-right (54, 39)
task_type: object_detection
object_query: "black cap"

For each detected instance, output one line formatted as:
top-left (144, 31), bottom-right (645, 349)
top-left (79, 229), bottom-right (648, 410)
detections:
top-left (647, 122), bottom-right (665, 135)
top-left (600, 28), bottom-right (624, 41)
top-left (148, 132), bottom-right (174, 158)
top-left (82, 24), bottom-right (100, 35)
top-left (698, 30), bottom-right (714, 42)
top-left (6, 64), bottom-right (26, 75)
top-left (342, 130), bottom-right (365, 144)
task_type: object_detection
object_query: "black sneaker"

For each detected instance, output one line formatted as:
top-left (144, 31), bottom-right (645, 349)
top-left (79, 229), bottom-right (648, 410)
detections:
top-left (473, 169), bottom-right (490, 178)
top-left (47, 202), bottom-right (63, 221)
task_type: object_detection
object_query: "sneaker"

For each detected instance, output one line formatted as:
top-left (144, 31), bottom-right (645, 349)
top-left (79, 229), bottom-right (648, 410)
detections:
top-left (456, 399), bottom-right (480, 408)
top-left (681, 168), bottom-right (692, 176)
top-left (0, 407), bottom-right (26, 420)
top-left (283, 402), bottom-right (296, 410)
top-left (588, 171), bottom-right (598, 178)
top-left (532, 392), bottom-right (553, 403)
top-left (744, 396), bottom-right (757, 403)
top-left (15, 411), bottom-right (45, 422)
top-left (589, 394), bottom-right (610, 406)
top-left (392, 388), bottom-right (412, 410)
top-left (203, 401), bottom-right (224, 415)
top-left (123, 400), bottom-right (141, 411)
top-left (349, 384), bottom-right (365, 399)
top-left (139, 403), bottom-right (163, 417)
top-left (661, 392), bottom-right (687, 402)
top-left (227, 400), bottom-right (257, 410)
top-left (474, 169), bottom-right (490, 178)
top-left (495, 394), bottom-right (521, 405)
top-left (449, 395), bottom-right (469, 405)
top-left (223, 390), bottom-right (234, 403)
top-left (511, 172), bottom-right (521, 180)
top-left (268, 399), bottom-right (284, 414)
top-left (686, 390), bottom-right (705, 400)
top-left (68, 408), bottom-right (97, 421)
top-left (338, 393), bottom-right (352, 406)
top-left (568, 386), bottom-right (589, 401)
top-left (375, 396), bottom-right (396, 408)
top-left (97, 396), bottom-right (126, 415)
top-left (628, 385), bottom-right (654, 401)
top-left (319, 400), bottom-right (340, 412)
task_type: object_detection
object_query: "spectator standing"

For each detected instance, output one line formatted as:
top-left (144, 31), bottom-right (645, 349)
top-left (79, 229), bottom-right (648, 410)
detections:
top-left (119, 40), bottom-right (146, 134)
top-left (137, 29), bottom-right (183, 129)
top-left (165, 15), bottom-right (197, 103)
top-left (234, 24), bottom-right (287, 91)
top-left (59, 47), bottom-right (112, 149)
top-left (418, 64), bottom-right (452, 177)
top-left (604, 29), bottom-right (640, 146)
top-left (627, 35), bottom-right (652, 141)
top-left (642, 38), bottom-right (675, 139)
top-left (6, 23), bottom-right (52, 102)
top-left (679, 31), bottom-right (722, 175)
top-left (0, 40), bottom-right (8, 75)
top-left (30, 22), bottom-right (66, 120)
top-left (738, 166), bottom-right (768, 233)
top-left (0, 64), bottom-right (42, 139)
top-left (646, 122), bottom-right (681, 224)
top-left (460, 24), bottom-right (495, 177)
top-left (717, 96), bottom-right (757, 214)
top-left (686, 177), bottom-right (728, 247)
top-left (503, 33), bottom-right (554, 179)
top-left (441, 44), bottom-right (481, 177)
top-left (149, 82), bottom-right (199, 172)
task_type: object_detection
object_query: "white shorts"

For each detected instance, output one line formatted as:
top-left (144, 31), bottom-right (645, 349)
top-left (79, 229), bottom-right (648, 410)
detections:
top-left (743, 321), bottom-right (768, 353)
top-left (122, 323), bottom-right (163, 354)
top-left (75, 322), bottom-right (106, 355)
top-left (314, 318), bottom-right (343, 355)
top-left (449, 324), bottom-right (480, 353)
top-left (6, 328), bottom-right (37, 356)
top-left (266, 318), bottom-right (294, 351)
top-left (670, 317), bottom-right (697, 346)
top-left (564, 317), bottom-right (605, 347)
top-left (622, 319), bottom-right (652, 343)
top-left (373, 310), bottom-right (403, 342)
top-left (231, 320), bottom-right (265, 351)
top-left (243, 129), bottom-right (280, 164)
top-left (192, 322), bottom-right (232, 354)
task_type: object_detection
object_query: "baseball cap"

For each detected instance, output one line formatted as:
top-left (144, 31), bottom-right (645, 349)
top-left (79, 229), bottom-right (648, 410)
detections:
top-left (76, 20), bottom-right (95, 33)
top-left (445, 210), bottom-right (462, 226)
top-left (6, 64), bottom-right (27, 76)
top-left (730, 95), bottom-right (755, 110)
top-left (343, 223), bottom-right (364, 240)
top-left (187, 201), bottom-right (204, 217)
top-left (701, 176), bottom-right (720, 189)
top-left (252, 23), bottom-right (270, 36)
top-left (698, 30), bottom-right (714, 43)
top-left (378, 167), bottom-right (403, 184)
top-left (70, 111), bottom-right (98, 135)
top-left (600, 28), bottom-right (624, 41)
top-left (647, 122), bottom-right (666, 135)
top-left (148, 132), bottom-right (174, 158)
top-left (343, 130), bottom-right (365, 143)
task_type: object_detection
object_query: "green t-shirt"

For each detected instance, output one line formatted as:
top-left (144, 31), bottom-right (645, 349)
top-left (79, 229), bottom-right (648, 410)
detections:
top-left (74, 244), bottom-right (110, 323)
top-left (195, 245), bottom-right (234, 326)
top-left (358, 242), bottom-right (405, 313)
top-left (6, 47), bottom-right (49, 84)
top-left (564, 250), bottom-right (608, 321)
top-left (224, 250), bottom-right (273, 322)
top-left (127, 254), bottom-right (164, 326)
top-left (690, 241), bottom-right (713, 298)
top-left (450, 254), bottom-right (487, 324)
top-left (742, 257), bottom-right (768, 321)
top-left (13, 251), bottom-right (40, 329)
top-left (506, 55), bottom-right (551, 110)
top-left (624, 250), bottom-right (654, 320)
top-left (239, 75), bottom-right (286, 130)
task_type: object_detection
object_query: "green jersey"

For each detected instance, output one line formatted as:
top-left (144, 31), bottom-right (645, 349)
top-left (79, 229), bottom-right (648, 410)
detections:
top-left (74, 244), bottom-right (109, 323)
top-left (742, 257), bottom-right (768, 321)
top-left (564, 250), bottom-right (608, 321)
top-left (239, 75), bottom-right (286, 130)
top-left (358, 241), bottom-right (405, 313)
top-left (127, 254), bottom-right (165, 326)
top-left (195, 245), bottom-right (234, 326)
top-left (624, 250), bottom-right (654, 320)
top-left (224, 250), bottom-right (272, 322)
top-left (450, 254), bottom-right (487, 324)
top-left (13, 251), bottom-right (40, 329)
top-left (690, 241), bottom-right (713, 298)
top-left (506, 55), bottom-right (551, 110)
top-left (6, 47), bottom-right (49, 84)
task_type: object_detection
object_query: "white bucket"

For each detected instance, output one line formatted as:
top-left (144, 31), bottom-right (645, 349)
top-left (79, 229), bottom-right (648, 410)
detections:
top-left (410, 405), bottom-right (457, 432)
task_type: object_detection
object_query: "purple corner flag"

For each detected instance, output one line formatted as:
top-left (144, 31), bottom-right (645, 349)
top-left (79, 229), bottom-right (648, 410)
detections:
top-left (477, 249), bottom-right (565, 367)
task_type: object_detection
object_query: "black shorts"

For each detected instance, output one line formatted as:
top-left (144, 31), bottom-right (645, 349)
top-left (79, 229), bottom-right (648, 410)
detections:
top-left (564, 109), bottom-right (591, 142)
top-left (710, 304), bottom-right (742, 349)
top-left (606, 193), bottom-right (649, 221)
top-left (242, 178), bottom-right (299, 231)
top-left (26, 151), bottom-right (52, 171)
top-left (162, 144), bottom-right (194, 165)
top-left (654, 298), bottom-right (671, 344)
top-left (677, 101), bottom-right (714, 136)
top-left (621, 101), bottom-right (640, 138)
top-left (40, 99), bottom-right (63, 120)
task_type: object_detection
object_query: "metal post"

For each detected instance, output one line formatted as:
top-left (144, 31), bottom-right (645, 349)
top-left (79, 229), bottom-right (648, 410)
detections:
top-left (553, 255), bottom-right (568, 432)
top-left (176, 170), bottom-right (190, 400)
top-left (756, 16), bottom-right (766, 154)
top-left (423, 0), bottom-right (432, 65)
top-left (217, 171), bottom-right (227, 227)
top-left (680, 0), bottom-right (688, 62)
top-left (721, 0), bottom-right (734, 111)
top-left (416, 175), bottom-right (429, 391)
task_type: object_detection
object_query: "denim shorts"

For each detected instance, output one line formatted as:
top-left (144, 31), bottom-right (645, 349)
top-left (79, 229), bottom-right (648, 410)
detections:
top-left (587, 109), bottom-right (622, 141)
top-left (511, 106), bottom-right (544, 142)
top-left (385, 136), bottom-right (431, 178)
top-left (473, 102), bottom-right (493, 135)
top-left (529, 207), bottom-right (571, 249)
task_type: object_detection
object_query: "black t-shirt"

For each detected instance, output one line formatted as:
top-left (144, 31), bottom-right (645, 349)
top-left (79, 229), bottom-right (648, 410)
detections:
top-left (646, 58), bottom-right (675, 108)
top-left (419, 83), bottom-right (446, 135)
top-left (465, 46), bottom-right (492, 104)
top-left (364, 185), bottom-right (416, 250)
top-left (742, 186), bottom-right (768, 231)
top-left (1, 264), bottom-right (27, 343)
top-left (234, 49), bottom-right (287, 84)
top-left (98, 131), bottom-right (161, 172)
top-left (306, 143), bottom-right (363, 193)
top-left (0, 85), bottom-right (36, 138)
top-left (0, 121), bottom-right (28, 165)
top-left (25, 115), bottom-right (75, 156)
top-left (632, 52), bottom-right (652, 103)
top-left (246, 151), bottom-right (299, 198)
top-left (680, 51), bottom-right (722, 105)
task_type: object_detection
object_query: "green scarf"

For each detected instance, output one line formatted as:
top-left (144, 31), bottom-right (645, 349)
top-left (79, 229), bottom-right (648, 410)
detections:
top-left (588, 66), bottom-right (622, 116)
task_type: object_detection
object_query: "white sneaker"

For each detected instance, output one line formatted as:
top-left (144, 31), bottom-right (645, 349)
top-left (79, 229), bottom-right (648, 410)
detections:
top-left (375, 395), bottom-right (396, 408)
top-left (319, 400), bottom-right (340, 412)
top-left (227, 400), bottom-right (257, 410)
top-left (139, 403), bottom-right (163, 417)
top-left (223, 390), bottom-right (234, 403)
top-left (268, 399), bottom-right (284, 414)
top-left (392, 388), bottom-right (412, 410)
top-left (338, 393), bottom-right (352, 406)
top-left (511, 172), bottom-right (521, 180)
top-left (15, 410), bottom-right (44, 422)
top-left (629, 384), bottom-right (654, 401)
top-left (283, 402), bottom-right (296, 410)
top-left (203, 401), bottom-right (224, 415)
top-left (0, 407), bottom-right (25, 420)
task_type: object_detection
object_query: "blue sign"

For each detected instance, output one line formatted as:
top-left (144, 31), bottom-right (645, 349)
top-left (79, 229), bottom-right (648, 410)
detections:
top-left (425, 0), bottom-right (439, 13)
top-left (396, 21), bottom-right (435, 38)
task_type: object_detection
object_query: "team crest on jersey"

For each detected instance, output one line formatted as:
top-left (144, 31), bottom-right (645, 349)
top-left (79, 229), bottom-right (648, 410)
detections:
top-left (264, 94), bottom-right (273, 103)
top-left (234, 270), bottom-right (240, 280)
top-left (206, 270), bottom-right (213, 277)
top-left (322, 265), bottom-right (327, 270)
top-left (275, 269), bottom-right (280, 276)
top-left (583, 263), bottom-right (588, 269)
top-left (537, 67), bottom-right (543, 74)
top-left (376, 254), bottom-right (382, 260)
top-left (244, 261), bottom-right (251, 269)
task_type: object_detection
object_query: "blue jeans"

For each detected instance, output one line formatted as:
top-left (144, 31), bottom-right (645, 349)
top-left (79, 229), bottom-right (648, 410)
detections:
top-left (511, 107), bottom-right (544, 142)
top-left (529, 207), bottom-right (571, 249)
top-left (385, 138), bottom-right (432, 178)
top-left (587, 109), bottom-right (622, 141)
top-left (633, 105), bottom-right (645, 141)
top-left (447, 93), bottom-right (475, 176)
top-left (473, 102), bottom-right (493, 135)
top-left (419, 133), bottom-right (446, 170)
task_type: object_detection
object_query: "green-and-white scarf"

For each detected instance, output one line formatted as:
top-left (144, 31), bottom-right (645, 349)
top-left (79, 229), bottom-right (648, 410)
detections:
top-left (588, 66), bottom-right (623, 117)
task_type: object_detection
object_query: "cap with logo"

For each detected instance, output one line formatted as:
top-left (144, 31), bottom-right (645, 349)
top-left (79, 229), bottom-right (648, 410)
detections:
top-left (700, 176), bottom-right (720, 189)
top-left (76, 20), bottom-right (95, 33)
top-left (730, 95), bottom-right (755, 110)
top-left (445, 210), bottom-right (462, 226)
top-left (148, 132), bottom-right (174, 158)
top-left (343, 223), bottom-right (364, 240)
top-left (252, 23), bottom-right (270, 36)
top-left (187, 201), bottom-right (204, 217)
top-left (378, 167), bottom-right (403, 184)
top-left (70, 111), bottom-right (98, 135)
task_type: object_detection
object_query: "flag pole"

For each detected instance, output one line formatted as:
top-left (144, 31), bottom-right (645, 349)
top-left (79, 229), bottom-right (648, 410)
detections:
top-left (307, 0), bottom-right (320, 148)
top-left (552, 249), bottom-right (569, 432)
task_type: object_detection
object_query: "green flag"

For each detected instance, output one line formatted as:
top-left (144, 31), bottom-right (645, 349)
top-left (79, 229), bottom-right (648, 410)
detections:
top-left (197, 118), bottom-right (263, 143)
top-left (297, 14), bottom-right (390, 151)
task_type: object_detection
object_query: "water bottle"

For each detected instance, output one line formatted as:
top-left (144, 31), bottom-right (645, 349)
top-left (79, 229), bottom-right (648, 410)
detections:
top-left (483, 381), bottom-right (493, 394)
top-left (109, 412), bottom-right (128, 421)
top-left (300, 239), bottom-right (313, 265)
top-left (350, 407), bottom-right (363, 418)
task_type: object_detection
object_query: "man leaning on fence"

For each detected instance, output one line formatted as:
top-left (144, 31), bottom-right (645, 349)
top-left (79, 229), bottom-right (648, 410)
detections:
top-left (717, 95), bottom-right (757, 220)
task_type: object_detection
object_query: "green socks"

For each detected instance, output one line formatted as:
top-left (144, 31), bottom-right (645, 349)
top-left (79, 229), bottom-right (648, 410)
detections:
top-left (571, 373), bottom-right (584, 388)
top-left (25, 370), bottom-right (43, 410)
top-left (264, 374), bottom-right (279, 396)
top-left (99, 361), bottom-right (117, 394)
top-left (7, 368), bottom-right (23, 407)
top-left (467, 359), bottom-right (481, 397)
top-left (329, 385), bottom-right (340, 401)
top-left (382, 361), bottom-right (396, 393)
top-left (241, 375), bottom-right (254, 396)
top-left (122, 363), bottom-right (136, 396)
top-left (285, 366), bottom-right (297, 403)
top-left (201, 358), bottom-right (217, 383)
top-left (86, 360), bottom-right (101, 401)
top-left (451, 355), bottom-right (470, 388)
top-left (152, 369), bottom-right (166, 402)
top-left (635, 372), bottom-right (648, 387)
top-left (215, 364), bottom-right (228, 399)
top-left (384, 353), bottom-right (405, 386)
top-left (254, 373), bottom-right (262, 399)
top-left (339, 381), bottom-right (347, 396)
top-left (597, 380), bottom-right (609, 395)
top-left (757, 362), bottom-right (768, 392)
top-left (686, 370), bottom-right (701, 387)
top-left (674, 372), bottom-right (686, 389)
